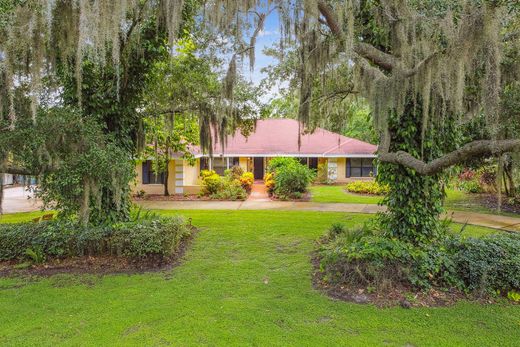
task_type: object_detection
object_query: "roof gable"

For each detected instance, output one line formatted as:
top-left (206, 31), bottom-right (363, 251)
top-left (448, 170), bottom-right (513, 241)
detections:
top-left (195, 119), bottom-right (377, 157)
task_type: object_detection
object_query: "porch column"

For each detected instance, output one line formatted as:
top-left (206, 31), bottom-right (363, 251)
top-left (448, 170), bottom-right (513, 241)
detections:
top-left (174, 160), bottom-right (184, 194)
top-left (327, 158), bottom-right (338, 182)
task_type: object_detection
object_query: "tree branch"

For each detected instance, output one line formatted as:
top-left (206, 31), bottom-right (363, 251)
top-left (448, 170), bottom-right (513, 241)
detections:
top-left (354, 42), bottom-right (400, 72)
top-left (379, 139), bottom-right (520, 175)
top-left (1, 163), bottom-right (33, 176)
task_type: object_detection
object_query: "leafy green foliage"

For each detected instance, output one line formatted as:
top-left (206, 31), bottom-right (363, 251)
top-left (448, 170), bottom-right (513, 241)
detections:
top-left (267, 157), bottom-right (315, 199)
top-left (450, 233), bottom-right (520, 293)
top-left (0, 210), bottom-right (517, 345)
top-left (0, 216), bottom-right (191, 262)
top-left (239, 171), bottom-right (254, 192)
top-left (377, 99), bottom-right (462, 246)
top-left (345, 181), bottom-right (389, 195)
top-left (199, 169), bottom-right (248, 200)
top-left (318, 223), bottom-right (460, 290)
top-left (200, 170), bottom-right (223, 196)
top-left (319, 222), bottom-right (520, 294)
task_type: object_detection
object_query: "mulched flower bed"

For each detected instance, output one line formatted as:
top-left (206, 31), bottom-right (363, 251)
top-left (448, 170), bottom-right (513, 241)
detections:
top-left (343, 189), bottom-right (385, 197)
top-left (134, 194), bottom-right (246, 202)
top-left (269, 192), bottom-right (311, 202)
top-left (0, 227), bottom-right (197, 277)
top-left (478, 194), bottom-right (520, 215)
top-left (311, 253), bottom-right (509, 308)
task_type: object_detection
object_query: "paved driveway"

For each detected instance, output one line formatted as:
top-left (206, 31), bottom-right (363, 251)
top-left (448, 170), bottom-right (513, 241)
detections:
top-left (1, 186), bottom-right (42, 213)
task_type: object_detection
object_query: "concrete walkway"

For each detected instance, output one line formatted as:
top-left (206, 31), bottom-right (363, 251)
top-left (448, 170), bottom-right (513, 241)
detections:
top-left (137, 200), bottom-right (520, 232)
top-left (3, 186), bottom-right (520, 232)
top-left (247, 182), bottom-right (270, 202)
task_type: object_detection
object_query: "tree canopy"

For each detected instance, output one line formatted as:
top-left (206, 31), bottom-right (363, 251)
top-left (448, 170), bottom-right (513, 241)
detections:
top-left (1, 0), bottom-right (519, 229)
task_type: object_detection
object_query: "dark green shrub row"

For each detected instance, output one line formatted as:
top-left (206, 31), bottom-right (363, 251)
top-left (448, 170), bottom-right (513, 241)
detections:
top-left (318, 224), bottom-right (520, 294)
top-left (450, 234), bottom-right (520, 293)
top-left (0, 216), bottom-right (191, 262)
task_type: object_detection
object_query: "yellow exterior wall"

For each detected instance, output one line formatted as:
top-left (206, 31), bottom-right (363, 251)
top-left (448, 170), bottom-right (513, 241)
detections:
top-left (239, 157), bottom-right (249, 172)
top-left (167, 160), bottom-right (176, 191)
top-left (335, 158), bottom-right (347, 183)
top-left (133, 161), bottom-right (176, 195)
top-left (183, 159), bottom-right (200, 186)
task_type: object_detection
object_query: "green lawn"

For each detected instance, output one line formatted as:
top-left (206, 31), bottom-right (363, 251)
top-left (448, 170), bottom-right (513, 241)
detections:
top-left (1, 210), bottom-right (518, 346)
top-left (310, 185), bottom-right (519, 216)
top-left (309, 185), bottom-right (383, 204)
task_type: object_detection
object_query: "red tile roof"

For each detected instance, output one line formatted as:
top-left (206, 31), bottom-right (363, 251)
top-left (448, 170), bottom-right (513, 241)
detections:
top-left (194, 118), bottom-right (377, 157)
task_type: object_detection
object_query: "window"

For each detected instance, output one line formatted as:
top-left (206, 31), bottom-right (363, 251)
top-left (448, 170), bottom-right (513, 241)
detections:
top-left (347, 158), bottom-right (376, 178)
top-left (297, 157), bottom-right (308, 166)
top-left (212, 157), bottom-right (227, 176)
top-left (308, 157), bottom-right (318, 170)
top-left (200, 157), bottom-right (240, 175)
top-left (142, 161), bottom-right (165, 184)
top-left (200, 157), bottom-right (209, 171)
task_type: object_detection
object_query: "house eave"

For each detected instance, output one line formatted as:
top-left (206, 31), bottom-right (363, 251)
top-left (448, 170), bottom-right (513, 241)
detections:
top-left (187, 153), bottom-right (377, 159)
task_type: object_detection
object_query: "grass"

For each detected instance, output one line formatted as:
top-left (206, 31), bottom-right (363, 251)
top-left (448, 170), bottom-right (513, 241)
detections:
top-left (309, 185), bottom-right (383, 204)
top-left (1, 210), bottom-right (518, 346)
top-left (310, 185), bottom-right (519, 217)
top-left (0, 211), bottom-right (49, 223)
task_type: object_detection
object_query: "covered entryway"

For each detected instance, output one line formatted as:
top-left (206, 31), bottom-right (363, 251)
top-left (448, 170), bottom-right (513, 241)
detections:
top-left (253, 157), bottom-right (264, 180)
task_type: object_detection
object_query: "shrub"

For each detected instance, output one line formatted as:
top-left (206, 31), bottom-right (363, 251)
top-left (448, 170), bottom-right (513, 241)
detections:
top-left (449, 233), bottom-right (520, 293)
top-left (210, 179), bottom-right (247, 200)
top-left (319, 231), bottom-right (459, 290)
top-left (200, 170), bottom-right (222, 195)
top-left (228, 165), bottom-right (244, 180)
top-left (458, 180), bottom-right (483, 194)
top-left (345, 181), bottom-right (389, 195)
top-left (200, 169), bottom-right (248, 200)
top-left (455, 166), bottom-right (496, 194)
top-left (266, 157), bottom-right (297, 173)
top-left (239, 172), bottom-right (254, 192)
top-left (266, 157), bottom-right (315, 199)
top-left (318, 223), bottom-right (520, 294)
top-left (264, 172), bottom-right (275, 193)
top-left (0, 216), bottom-right (191, 262)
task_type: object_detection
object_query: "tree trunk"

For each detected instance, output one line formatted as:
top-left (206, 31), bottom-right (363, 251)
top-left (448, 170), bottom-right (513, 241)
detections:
top-left (504, 157), bottom-right (516, 197)
top-left (376, 96), bottom-right (457, 246)
top-left (164, 160), bottom-right (170, 196)
top-left (497, 155), bottom-right (504, 213)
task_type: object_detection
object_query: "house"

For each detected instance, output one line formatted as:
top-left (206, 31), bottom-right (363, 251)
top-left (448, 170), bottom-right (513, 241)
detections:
top-left (133, 118), bottom-right (378, 195)
top-left (1, 173), bottom-right (15, 186)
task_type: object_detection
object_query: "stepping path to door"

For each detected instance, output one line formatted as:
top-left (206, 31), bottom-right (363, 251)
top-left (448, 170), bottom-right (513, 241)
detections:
top-left (247, 181), bottom-right (270, 202)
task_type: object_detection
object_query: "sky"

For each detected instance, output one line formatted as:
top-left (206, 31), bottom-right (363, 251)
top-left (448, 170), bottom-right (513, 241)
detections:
top-left (240, 8), bottom-right (285, 103)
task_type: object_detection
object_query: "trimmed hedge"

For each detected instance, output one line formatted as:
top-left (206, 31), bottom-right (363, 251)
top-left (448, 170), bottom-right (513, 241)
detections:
top-left (0, 216), bottom-right (191, 262)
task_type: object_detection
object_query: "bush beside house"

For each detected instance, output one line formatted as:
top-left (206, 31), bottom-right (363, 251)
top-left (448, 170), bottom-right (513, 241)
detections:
top-left (265, 157), bottom-right (315, 199)
top-left (199, 167), bottom-right (253, 200)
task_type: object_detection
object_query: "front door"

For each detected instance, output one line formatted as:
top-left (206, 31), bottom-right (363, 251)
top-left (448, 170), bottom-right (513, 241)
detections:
top-left (253, 157), bottom-right (264, 180)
